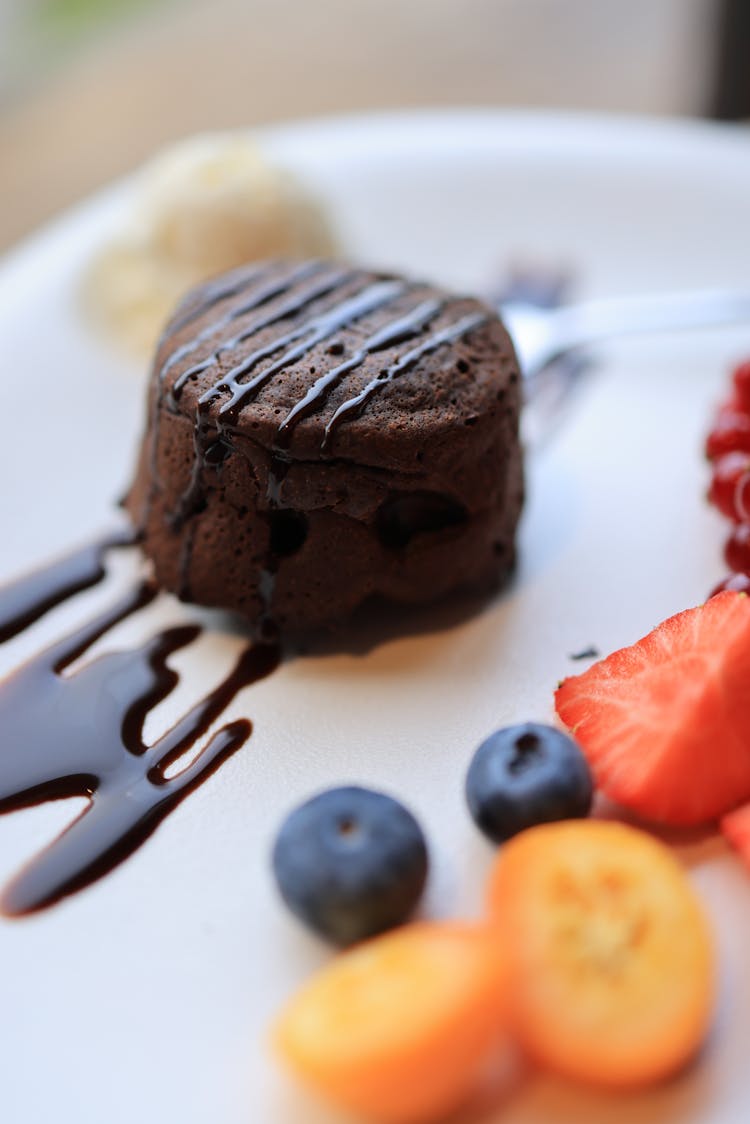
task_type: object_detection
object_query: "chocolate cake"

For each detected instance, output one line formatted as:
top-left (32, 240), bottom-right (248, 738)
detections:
top-left (125, 260), bottom-right (523, 634)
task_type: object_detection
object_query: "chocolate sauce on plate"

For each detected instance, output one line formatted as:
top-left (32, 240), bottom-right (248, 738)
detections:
top-left (0, 529), bottom-right (134, 644)
top-left (0, 537), bottom-right (278, 916)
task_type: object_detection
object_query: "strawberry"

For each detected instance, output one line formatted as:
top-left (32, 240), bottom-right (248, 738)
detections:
top-left (555, 591), bottom-right (750, 826)
top-left (721, 802), bottom-right (750, 871)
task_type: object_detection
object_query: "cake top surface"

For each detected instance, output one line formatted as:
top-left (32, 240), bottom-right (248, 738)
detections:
top-left (152, 260), bottom-right (520, 465)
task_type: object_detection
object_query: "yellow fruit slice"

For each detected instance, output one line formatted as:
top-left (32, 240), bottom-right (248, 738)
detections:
top-left (274, 922), bottom-right (508, 1123)
top-left (487, 820), bottom-right (715, 1088)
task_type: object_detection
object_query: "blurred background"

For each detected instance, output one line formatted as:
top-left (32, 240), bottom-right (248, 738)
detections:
top-left (0, 0), bottom-right (748, 253)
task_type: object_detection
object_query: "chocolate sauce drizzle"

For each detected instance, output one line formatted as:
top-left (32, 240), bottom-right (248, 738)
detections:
top-left (199, 278), bottom-right (407, 416)
top-left (144, 262), bottom-right (340, 526)
top-left (275, 297), bottom-right (445, 447)
top-left (0, 538), bottom-right (278, 916)
top-left (154, 264), bottom-right (489, 623)
top-left (166, 263), bottom-right (352, 403)
top-left (320, 310), bottom-right (486, 450)
top-left (164, 261), bottom-right (270, 338)
top-left (0, 529), bottom-right (134, 644)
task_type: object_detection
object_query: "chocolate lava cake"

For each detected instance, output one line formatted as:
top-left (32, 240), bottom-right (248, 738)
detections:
top-left (125, 260), bottom-right (524, 634)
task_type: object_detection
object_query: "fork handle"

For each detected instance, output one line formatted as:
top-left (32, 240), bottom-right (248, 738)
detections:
top-left (543, 288), bottom-right (750, 359)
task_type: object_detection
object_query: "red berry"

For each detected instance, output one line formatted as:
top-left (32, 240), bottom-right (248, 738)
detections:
top-left (710, 572), bottom-right (750, 598)
top-left (733, 360), bottom-right (750, 412)
top-left (725, 524), bottom-right (750, 575)
top-left (706, 411), bottom-right (750, 459)
top-left (718, 393), bottom-right (746, 416)
top-left (555, 592), bottom-right (750, 825)
top-left (708, 452), bottom-right (750, 520)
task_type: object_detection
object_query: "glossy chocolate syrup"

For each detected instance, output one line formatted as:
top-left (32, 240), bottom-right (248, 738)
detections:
top-left (166, 262), bottom-right (342, 398)
top-left (166, 272), bottom-right (404, 530)
top-left (0, 529), bottom-right (134, 644)
top-left (143, 263), bottom-right (339, 531)
top-left (274, 297), bottom-right (445, 446)
top-left (0, 538), bottom-right (279, 916)
top-left (153, 263), bottom-right (488, 622)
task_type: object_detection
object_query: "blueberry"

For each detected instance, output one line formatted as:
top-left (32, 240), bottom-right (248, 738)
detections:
top-left (272, 786), bottom-right (429, 945)
top-left (465, 723), bottom-right (593, 843)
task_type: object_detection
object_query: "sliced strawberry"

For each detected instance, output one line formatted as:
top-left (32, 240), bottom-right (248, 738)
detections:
top-left (720, 802), bottom-right (750, 872)
top-left (555, 591), bottom-right (750, 826)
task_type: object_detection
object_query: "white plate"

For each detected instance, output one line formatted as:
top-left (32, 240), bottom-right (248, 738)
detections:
top-left (1, 110), bottom-right (750, 1124)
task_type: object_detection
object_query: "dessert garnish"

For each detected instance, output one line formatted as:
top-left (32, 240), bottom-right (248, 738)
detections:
top-left (703, 365), bottom-right (750, 867)
top-left (707, 451), bottom-right (750, 522)
top-left (705, 359), bottom-right (750, 460)
top-left (555, 590), bottom-right (750, 825)
top-left (705, 409), bottom-right (750, 459)
top-left (487, 820), bottom-right (715, 1087)
top-left (274, 921), bottom-right (509, 1124)
top-left (272, 786), bottom-right (428, 945)
top-left (465, 722), bottom-right (592, 843)
top-left (706, 357), bottom-right (750, 592)
top-left (730, 359), bottom-right (750, 408)
top-left (0, 535), bottom-right (278, 915)
top-left (724, 521), bottom-right (750, 573)
top-left (274, 820), bottom-right (714, 1119)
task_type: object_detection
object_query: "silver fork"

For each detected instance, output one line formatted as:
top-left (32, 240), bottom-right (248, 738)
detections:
top-left (501, 288), bottom-right (750, 383)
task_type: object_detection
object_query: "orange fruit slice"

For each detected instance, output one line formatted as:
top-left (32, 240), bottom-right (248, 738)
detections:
top-left (274, 921), bottom-right (509, 1123)
top-left (487, 820), bottom-right (715, 1088)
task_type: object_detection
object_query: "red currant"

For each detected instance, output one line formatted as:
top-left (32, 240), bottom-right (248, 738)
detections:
top-left (732, 359), bottom-right (750, 412)
top-left (710, 572), bottom-right (750, 598)
top-left (708, 452), bottom-right (750, 521)
top-left (724, 523), bottom-right (750, 575)
top-left (717, 393), bottom-right (746, 415)
top-left (706, 410), bottom-right (750, 460)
